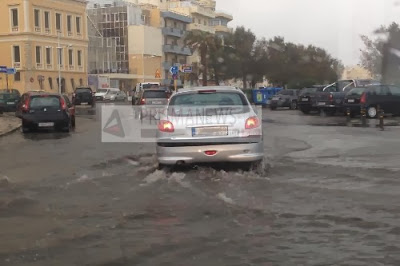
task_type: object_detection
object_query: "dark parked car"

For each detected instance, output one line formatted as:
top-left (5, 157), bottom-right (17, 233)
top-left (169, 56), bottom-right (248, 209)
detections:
top-left (0, 89), bottom-right (21, 113)
top-left (72, 87), bottom-right (95, 106)
top-left (313, 79), bottom-right (380, 115)
top-left (135, 90), bottom-right (169, 119)
top-left (16, 92), bottom-right (75, 133)
top-left (297, 86), bottom-right (325, 114)
top-left (270, 89), bottom-right (299, 110)
top-left (357, 85), bottom-right (400, 118)
top-left (343, 87), bottom-right (368, 117)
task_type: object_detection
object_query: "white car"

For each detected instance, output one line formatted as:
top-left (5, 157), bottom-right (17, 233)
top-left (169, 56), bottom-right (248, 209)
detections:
top-left (156, 86), bottom-right (264, 170)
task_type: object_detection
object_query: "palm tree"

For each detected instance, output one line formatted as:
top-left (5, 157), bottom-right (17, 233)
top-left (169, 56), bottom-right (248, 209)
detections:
top-left (185, 30), bottom-right (215, 86)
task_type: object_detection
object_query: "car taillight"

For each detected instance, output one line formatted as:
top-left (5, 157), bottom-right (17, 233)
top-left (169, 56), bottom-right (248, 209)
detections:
top-left (60, 97), bottom-right (67, 110)
top-left (245, 116), bottom-right (260, 129)
top-left (140, 98), bottom-right (146, 105)
top-left (158, 120), bottom-right (174, 132)
top-left (329, 94), bottom-right (334, 102)
top-left (72, 93), bottom-right (76, 98)
top-left (360, 92), bottom-right (367, 104)
top-left (22, 98), bottom-right (30, 112)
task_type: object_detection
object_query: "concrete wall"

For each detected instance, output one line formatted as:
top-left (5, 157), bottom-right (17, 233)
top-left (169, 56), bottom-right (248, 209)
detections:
top-left (127, 25), bottom-right (162, 56)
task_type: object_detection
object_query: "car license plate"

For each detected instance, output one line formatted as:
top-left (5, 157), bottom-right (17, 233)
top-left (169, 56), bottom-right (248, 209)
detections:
top-left (81, 102), bottom-right (88, 105)
top-left (152, 101), bottom-right (162, 104)
top-left (348, 99), bottom-right (355, 103)
top-left (317, 102), bottom-right (326, 106)
top-left (302, 98), bottom-right (309, 102)
top-left (272, 97), bottom-right (279, 101)
top-left (7, 102), bottom-right (14, 105)
top-left (192, 126), bottom-right (228, 136)
top-left (38, 122), bottom-right (54, 127)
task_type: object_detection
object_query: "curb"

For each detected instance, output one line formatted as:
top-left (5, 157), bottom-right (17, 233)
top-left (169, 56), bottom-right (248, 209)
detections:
top-left (0, 125), bottom-right (21, 138)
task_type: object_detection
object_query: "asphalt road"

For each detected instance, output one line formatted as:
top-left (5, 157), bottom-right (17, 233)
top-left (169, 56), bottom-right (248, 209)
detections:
top-left (1, 106), bottom-right (400, 266)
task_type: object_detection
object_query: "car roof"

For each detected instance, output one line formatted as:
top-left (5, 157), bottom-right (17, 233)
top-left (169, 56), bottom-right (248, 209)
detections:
top-left (175, 86), bottom-right (242, 95)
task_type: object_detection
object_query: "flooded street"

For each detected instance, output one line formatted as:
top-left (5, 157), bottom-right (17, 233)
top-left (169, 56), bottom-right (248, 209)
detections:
top-left (1, 109), bottom-right (400, 266)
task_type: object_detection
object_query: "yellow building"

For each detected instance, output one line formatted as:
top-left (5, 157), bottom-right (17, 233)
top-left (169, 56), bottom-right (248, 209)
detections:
top-left (0, 0), bottom-right (88, 94)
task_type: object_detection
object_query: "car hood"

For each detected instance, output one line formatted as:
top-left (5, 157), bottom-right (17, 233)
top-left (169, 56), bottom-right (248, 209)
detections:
top-left (95, 92), bottom-right (107, 97)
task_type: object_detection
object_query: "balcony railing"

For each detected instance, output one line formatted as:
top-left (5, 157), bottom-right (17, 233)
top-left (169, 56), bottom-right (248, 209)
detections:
top-left (45, 28), bottom-right (50, 34)
top-left (46, 64), bottom-right (52, 70)
top-left (187, 23), bottom-right (215, 34)
top-left (36, 63), bottom-right (43, 69)
top-left (69, 65), bottom-right (74, 70)
top-left (35, 27), bottom-right (41, 32)
top-left (190, 5), bottom-right (215, 18)
top-left (11, 26), bottom-right (19, 32)
top-left (162, 27), bottom-right (185, 38)
top-left (13, 62), bottom-right (21, 68)
top-left (214, 25), bottom-right (233, 33)
top-left (163, 44), bottom-right (192, 56)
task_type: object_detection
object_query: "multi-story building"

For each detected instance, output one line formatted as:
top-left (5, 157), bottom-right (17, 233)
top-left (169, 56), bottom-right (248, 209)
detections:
top-left (212, 11), bottom-right (233, 38)
top-left (161, 10), bottom-right (192, 87)
top-left (0, 0), bottom-right (88, 93)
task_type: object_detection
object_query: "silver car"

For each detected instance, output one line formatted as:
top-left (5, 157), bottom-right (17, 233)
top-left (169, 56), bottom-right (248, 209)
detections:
top-left (156, 86), bottom-right (264, 169)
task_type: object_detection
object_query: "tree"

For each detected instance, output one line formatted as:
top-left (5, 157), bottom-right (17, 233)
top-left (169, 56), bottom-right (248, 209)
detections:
top-left (231, 27), bottom-right (257, 89)
top-left (185, 30), bottom-right (216, 86)
top-left (360, 22), bottom-right (400, 79)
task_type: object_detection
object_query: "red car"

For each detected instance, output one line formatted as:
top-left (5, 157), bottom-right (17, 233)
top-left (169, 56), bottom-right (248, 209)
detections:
top-left (15, 92), bottom-right (76, 133)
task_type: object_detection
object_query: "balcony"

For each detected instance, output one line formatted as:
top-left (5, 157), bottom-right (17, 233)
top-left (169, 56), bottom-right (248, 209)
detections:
top-left (190, 5), bottom-right (215, 18)
top-left (162, 27), bottom-right (185, 38)
top-left (69, 65), bottom-right (74, 71)
top-left (187, 23), bottom-right (215, 34)
top-left (45, 28), bottom-right (51, 34)
top-left (35, 27), bottom-right (41, 33)
top-left (163, 44), bottom-right (191, 56)
top-left (215, 11), bottom-right (233, 21)
top-left (161, 11), bottom-right (192, 24)
top-left (36, 63), bottom-right (43, 69)
top-left (46, 64), bottom-right (52, 70)
top-left (214, 25), bottom-right (233, 34)
top-left (13, 62), bottom-right (21, 69)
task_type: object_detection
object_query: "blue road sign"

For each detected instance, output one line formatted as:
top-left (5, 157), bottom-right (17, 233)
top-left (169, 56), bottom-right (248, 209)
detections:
top-left (169, 66), bottom-right (179, 75)
top-left (0, 66), bottom-right (7, 73)
top-left (6, 68), bottom-right (16, 75)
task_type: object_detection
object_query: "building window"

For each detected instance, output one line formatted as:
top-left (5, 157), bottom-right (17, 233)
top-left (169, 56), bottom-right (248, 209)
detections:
top-left (79, 78), bottom-right (83, 86)
top-left (46, 47), bottom-right (52, 65)
top-left (36, 46), bottom-right (42, 67)
top-left (10, 8), bottom-right (18, 31)
top-left (68, 49), bottom-right (73, 66)
top-left (34, 9), bottom-right (40, 31)
top-left (14, 72), bottom-right (21, 82)
top-left (71, 79), bottom-right (75, 90)
top-left (57, 47), bottom-right (63, 66)
top-left (76, 16), bottom-right (81, 35)
top-left (44, 11), bottom-right (50, 31)
top-left (13, 45), bottom-right (21, 68)
top-left (77, 50), bottom-right (82, 66)
top-left (48, 77), bottom-right (53, 90)
top-left (56, 13), bottom-right (61, 32)
top-left (198, 19), bottom-right (201, 24)
top-left (67, 15), bottom-right (72, 35)
top-left (204, 20), bottom-right (207, 26)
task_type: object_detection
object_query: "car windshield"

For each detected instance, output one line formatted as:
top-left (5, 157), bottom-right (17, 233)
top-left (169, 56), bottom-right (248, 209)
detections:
top-left (168, 91), bottom-right (249, 115)
top-left (29, 96), bottom-right (60, 108)
top-left (347, 87), bottom-right (366, 96)
top-left (278, 90), bottom-right (294, 95)
top-left (143, 91), bottom-right (168, 98)
top-left (76, 88), bottom-right (91, 93)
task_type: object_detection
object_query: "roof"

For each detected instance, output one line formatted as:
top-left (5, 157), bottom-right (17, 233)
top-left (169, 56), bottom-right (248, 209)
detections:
top-left (175, 86), bottom-right (241, 94)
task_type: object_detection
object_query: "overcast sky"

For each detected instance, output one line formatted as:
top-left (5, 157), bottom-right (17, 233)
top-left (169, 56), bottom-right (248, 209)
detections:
top-left (216, 0), bottom-right (400, 66)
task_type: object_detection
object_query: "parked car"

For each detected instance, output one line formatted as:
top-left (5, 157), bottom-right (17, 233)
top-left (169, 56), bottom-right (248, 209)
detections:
top-left (0, 89), bottom-right (21, 113)
top-left (355, 85), bottom-right (400, 118)
top-left (342, 87), bottom-right (368, 117)
top-left (156, 87), bottom-right (264, 170)
top-left (94, 88), bottom-right (123, 101)
top-left (15, 92), bottom-right (75, 133)
top-left (269, 89), bottom-right (299, 110)
top-left (313, 79), bottom-right (380, 115)
top-left (72, 87), bottom-right (95, 106)
top-left (297, 86), bottom-right (325, 114)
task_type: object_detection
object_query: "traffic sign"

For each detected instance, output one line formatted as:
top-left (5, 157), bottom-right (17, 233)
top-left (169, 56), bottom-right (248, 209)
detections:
top-left (7, 68), bottom-right (16, 75)
top-left (0, 66), bottom-right (7, 73)
top-left (172, 74), bottom-right (178, 80)
top-left (155, 69), bottom-right (161, 78)
top-left (169, 66), bottom-right (179, 75)
top-left (179, 64), bottom-right (192, 73)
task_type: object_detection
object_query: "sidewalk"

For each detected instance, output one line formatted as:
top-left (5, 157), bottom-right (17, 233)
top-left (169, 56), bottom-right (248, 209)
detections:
top-left (0, 113), bottom-right (21, 136)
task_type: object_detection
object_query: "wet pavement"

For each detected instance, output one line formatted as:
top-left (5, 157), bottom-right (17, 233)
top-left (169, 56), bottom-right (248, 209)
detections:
top-left (1, 107), bottom-right (400, 266)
